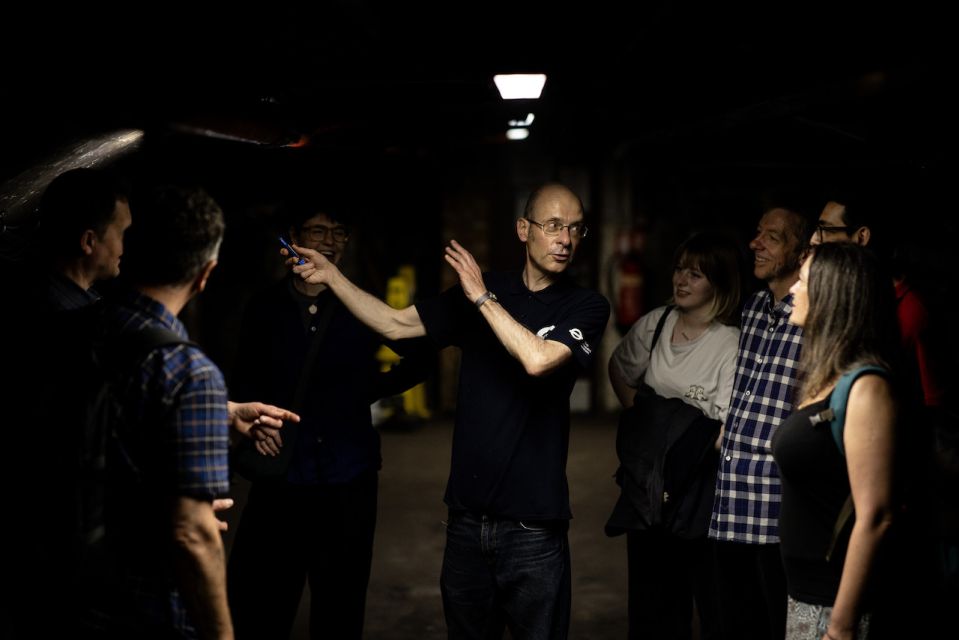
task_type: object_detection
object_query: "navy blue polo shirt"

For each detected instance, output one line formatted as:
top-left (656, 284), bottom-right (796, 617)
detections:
top-left (416, 271), bottom-right (609, 521)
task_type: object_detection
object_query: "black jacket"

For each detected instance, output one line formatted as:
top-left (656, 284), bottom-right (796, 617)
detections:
top-left (606, 384), bottom-right (720, 539)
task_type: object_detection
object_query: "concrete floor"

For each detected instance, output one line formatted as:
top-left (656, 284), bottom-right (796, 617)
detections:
top-left (225, 415), bottom-right (629, 639)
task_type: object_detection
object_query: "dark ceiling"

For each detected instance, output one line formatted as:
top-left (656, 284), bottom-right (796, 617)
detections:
top-left (3, 2), bottom-right (954, 175)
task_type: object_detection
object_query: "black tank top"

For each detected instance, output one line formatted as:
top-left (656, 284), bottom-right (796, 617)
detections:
top-left (771, 395), bottom-right (851, 605)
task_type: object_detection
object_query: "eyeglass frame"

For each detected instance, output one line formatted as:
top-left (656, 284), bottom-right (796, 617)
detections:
top-left (523, 217), bottom-right (589, 239)
top-left (815, 222), bottom-right (851, 242)
top-left (299, 223), bottom-right (350, 243)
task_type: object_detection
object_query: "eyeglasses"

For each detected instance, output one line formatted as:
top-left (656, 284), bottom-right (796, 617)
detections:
top-left (300, 224), bottom-right (350, 243)
top-left (524, 218), bottom-right (589, 239)
top-left (816, 223), bottom-right (851, 242)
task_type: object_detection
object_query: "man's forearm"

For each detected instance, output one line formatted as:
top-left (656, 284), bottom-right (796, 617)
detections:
top-left (327, 269), bottom-right (426, 340)
top-left (478, 299), bottom-right (571, 376)
top-left (172, 498), bottom-right (234, 639)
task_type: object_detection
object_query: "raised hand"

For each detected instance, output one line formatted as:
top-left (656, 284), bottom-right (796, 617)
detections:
top-left (444, 239), bottom-right (488, 303)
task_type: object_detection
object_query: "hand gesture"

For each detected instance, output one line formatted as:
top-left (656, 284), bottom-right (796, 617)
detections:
top-left (444, 239), bottom-right (487, 303)
top-left (227, 401), bottom-right (299, 457)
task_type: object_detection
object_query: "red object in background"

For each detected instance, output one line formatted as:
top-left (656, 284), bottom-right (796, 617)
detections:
top-left (612, 228), bottom-right (646, 334)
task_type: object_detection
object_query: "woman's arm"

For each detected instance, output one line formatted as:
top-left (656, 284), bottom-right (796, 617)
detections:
top-left (609, 355), bottom-right (638, 408)
top-left (608, 310), bottom-right (661, 408)
top-left (825, 374), bottom-right (897, 640)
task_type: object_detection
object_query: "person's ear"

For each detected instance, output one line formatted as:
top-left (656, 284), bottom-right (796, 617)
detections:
top-left (194, 259), bottom-right (218, 294)
top-left (516, 218), bottom-right (530, 243)
top-left (854, 226), bottom-right (871, 246)
top-left (79, 229), bottom-right (97, 256)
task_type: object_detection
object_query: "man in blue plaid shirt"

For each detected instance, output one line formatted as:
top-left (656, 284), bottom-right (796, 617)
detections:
top-left (91, 186), bottom-right (294, 639)
top-left (709, 201), bottom-right (812, 640)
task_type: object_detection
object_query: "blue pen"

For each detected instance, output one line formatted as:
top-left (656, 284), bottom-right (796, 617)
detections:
top-left (278, 236), bottom-right (307, 265)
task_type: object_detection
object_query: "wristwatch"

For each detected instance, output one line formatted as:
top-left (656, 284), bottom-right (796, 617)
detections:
top-left (474, 291), bottom-right (498, 308)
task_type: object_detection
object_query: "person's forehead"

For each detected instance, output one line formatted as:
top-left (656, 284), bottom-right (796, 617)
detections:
top-left (759, 208), bottom-right (793, 232)
top-left (532, 189), bottom-right (583, 220)
top-left (759, 209), bottom-right (798, 233)
top-left (301, 212), bottom-right (339, 227)
top-left (112, 198), bottom-right (132, 225)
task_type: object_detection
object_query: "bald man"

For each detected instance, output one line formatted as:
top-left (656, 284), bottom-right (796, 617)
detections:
top-left (291, 183), bottom-right (609, 639)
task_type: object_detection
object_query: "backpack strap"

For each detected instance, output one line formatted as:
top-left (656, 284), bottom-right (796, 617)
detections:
top-left (99, 325), bottom-right (195, 372)
top-left (828, 365), bottom-right (889, 456)
top-left (824, 365), bottom-right (889, 562)
top-left (123, 326), bottom-right (194, 359)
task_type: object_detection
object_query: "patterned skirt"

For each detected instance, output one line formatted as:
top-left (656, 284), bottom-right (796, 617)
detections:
top-left (785, 596), bottom-right (870, 640)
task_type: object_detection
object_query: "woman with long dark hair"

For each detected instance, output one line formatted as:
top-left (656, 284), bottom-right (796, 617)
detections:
top-left (772, 242), bottom-right (898, 640)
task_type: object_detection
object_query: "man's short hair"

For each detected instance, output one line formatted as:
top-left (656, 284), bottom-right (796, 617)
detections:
top-left (760, 189), bottom-right (815, 259)
top-left (122, 186), bottom-right (225, 286)
top-left (39, 168), bottom-right (128, 257)
top-left (281, 193), bottom-right (353, 232)
top-left (821, 186), bottom-right (889, 231)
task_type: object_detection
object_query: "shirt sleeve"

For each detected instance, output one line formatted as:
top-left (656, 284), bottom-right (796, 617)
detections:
top-left (168, 348), bottom-right (231, 500)
top-left (415, 283), bottom-right (472, 349)
top-left (712, 329), bottom-right (740, 423)
top-left (609, 307), bottom-right (666, 386)
top-left (542, 290), bottom-right (611, 370)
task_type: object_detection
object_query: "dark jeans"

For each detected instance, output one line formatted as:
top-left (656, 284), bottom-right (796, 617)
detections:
top-left (626, 529), bottom-right (720, 640)
top-left (228, 471), bottom-right (378, 640)
top-left (441, 512), bottom-right (571, 640)
top-left (713, 541), bottom-right (787, 640)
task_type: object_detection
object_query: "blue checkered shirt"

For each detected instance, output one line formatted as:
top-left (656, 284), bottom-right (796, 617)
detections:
top-left (108, 290), bottom-right (231, 637)
top-left (709, 289), bottom-right (803, 544)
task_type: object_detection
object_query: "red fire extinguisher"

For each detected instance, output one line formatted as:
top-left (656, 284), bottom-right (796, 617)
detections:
top-left (609, 228), bottom-right (646, 334)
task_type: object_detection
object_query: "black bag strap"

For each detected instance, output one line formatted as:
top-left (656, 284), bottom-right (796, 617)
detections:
top-left (826, 497), bottom-right (855, 563)
top-left (122, 326), bottom-right (193, 358)
top-left (630, 305), bottom-right (676, 400)
top-left (99, 324), bottom-right (195, 372)
top-left (650, 305), bottom-right (676, 353)
top-left (821, 366), bottom-right (890, 562)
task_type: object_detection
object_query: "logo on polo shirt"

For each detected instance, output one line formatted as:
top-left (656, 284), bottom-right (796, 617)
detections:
top-left (538, 326), bottom-right (592, 355)
top-left (537, 325), bottom-right (556, 338)
top-left (568, 328), bottom-right (592, 354)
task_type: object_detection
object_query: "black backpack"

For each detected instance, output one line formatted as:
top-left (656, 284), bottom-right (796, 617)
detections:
top-left (2, 303), bottom-right (191, 635)
top-left (63, 308), bottom-right (192, 574)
